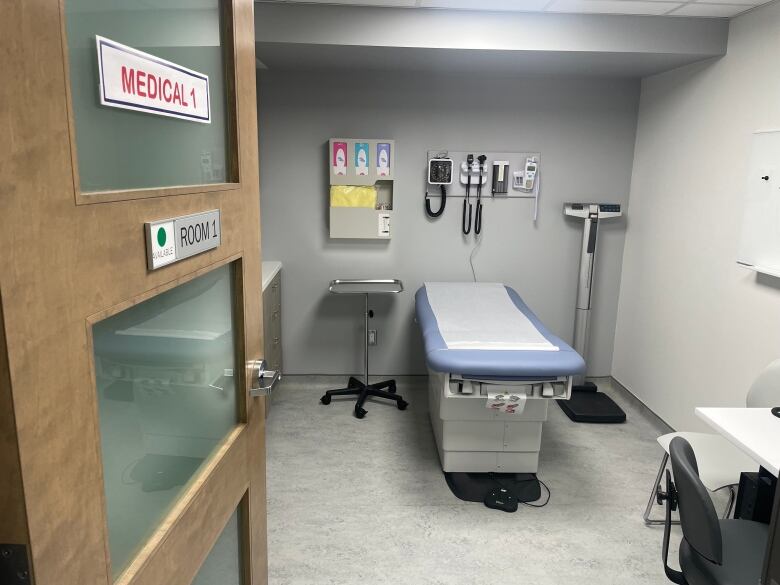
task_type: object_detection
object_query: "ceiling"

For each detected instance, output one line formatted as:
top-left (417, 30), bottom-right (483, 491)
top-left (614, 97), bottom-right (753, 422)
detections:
top-left (257, 0), bottom-right (766, 19)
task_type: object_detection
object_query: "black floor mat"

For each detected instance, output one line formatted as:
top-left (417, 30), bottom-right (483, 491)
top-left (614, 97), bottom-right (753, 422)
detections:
top-left (445, 472), bottom-right (541, 503)
top-left (558, 389), bottom-right (626, 423)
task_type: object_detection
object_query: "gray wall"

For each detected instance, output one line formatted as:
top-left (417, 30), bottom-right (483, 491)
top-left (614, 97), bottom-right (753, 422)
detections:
top-left (258, 71), bottom-right (640, 376)
top-left (613, 0), bottom-right (780, 432)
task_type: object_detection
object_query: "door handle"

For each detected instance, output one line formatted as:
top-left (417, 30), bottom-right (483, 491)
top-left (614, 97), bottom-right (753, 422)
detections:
top-left (248, 359), bottom-right (280, 397)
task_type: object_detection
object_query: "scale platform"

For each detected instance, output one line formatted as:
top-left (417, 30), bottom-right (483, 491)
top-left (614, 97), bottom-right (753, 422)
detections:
top-left (557, 382), bottom-right (626, 424)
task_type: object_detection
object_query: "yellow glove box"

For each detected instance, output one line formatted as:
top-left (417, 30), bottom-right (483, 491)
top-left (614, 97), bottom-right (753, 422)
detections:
top-left (330, 185), bottom-right (378, 209)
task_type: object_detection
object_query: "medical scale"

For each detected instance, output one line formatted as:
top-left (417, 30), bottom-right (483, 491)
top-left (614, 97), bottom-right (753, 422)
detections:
top-left (559, 202), bottom-right (626, 424)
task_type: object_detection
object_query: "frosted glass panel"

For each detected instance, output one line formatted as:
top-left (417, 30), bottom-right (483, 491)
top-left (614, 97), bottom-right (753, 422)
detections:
top-left (65, 0), bottom-right (231, 192)
top-left (93, 264), bottom-right (238, 577)
top-left (193, 507), bottom-right (244, 585)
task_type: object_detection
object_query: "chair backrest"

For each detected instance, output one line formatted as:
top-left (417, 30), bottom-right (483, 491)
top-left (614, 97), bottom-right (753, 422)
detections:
top-left (746, 358), bottom-right (780, 407)
top-left (669, 437), bottom-right (723, 565)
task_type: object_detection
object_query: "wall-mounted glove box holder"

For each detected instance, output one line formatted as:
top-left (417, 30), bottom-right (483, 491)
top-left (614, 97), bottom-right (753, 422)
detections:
top-left (329, 138), bottom-right (395, 240)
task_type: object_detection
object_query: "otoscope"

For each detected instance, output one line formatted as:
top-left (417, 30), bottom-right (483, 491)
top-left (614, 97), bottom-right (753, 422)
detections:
top-left (475, 154), bottom-right (487, 235)
top-left (462, 154), bottom-right (474, 235)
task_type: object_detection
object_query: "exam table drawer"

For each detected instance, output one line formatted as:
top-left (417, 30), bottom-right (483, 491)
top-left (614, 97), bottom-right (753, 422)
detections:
top-left (439, 451), bottom-right (541, 474)
top-left (439, 420), bottom-right (543, 452)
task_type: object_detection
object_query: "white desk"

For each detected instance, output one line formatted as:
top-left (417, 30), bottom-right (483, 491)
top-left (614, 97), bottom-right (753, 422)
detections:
top-left (696, 408), bottom-right (780, 477)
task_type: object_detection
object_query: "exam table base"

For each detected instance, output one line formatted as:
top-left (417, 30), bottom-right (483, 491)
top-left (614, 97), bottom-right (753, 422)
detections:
top-left (320, 376), bottom-right (409, 419)
top-left (428, 371), bottom-right (559, 474)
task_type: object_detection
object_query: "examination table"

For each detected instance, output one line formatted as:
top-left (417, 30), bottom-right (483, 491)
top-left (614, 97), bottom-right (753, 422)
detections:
top-left (415, 282), bottom-right (586, 474)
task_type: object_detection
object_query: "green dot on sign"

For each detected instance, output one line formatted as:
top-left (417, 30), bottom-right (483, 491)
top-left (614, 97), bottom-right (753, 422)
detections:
top-left (157, 227), bottom-right (167, 247)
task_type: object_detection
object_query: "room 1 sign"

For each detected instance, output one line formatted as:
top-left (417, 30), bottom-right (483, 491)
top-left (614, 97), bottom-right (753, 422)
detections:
top-left (96, 36), bottom-right (211, 123)
top-left (145, 210), bottom-right (221, 270)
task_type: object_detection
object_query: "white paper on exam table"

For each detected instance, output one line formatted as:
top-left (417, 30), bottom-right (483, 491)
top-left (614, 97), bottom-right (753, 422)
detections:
top-left (424, 282), bottom-right (558, 351)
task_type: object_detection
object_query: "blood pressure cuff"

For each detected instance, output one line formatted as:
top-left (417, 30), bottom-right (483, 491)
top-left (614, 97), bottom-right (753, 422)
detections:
top-left (330, 185), bottom-right (377, 208)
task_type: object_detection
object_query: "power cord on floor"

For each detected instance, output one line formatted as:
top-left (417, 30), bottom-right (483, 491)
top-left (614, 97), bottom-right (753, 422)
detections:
top-left (520, 478), bottom-right (551, 508)
top-left (489, 473), bottom-right (552, 508)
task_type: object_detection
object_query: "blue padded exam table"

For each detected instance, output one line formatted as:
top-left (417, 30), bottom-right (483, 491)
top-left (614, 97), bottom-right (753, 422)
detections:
top-left (415, 283), bottom-right (585, 474)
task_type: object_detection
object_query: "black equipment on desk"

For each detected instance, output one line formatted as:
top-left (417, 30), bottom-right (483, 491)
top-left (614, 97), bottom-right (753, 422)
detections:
top-left (764, 476), bottom-right (780, 585)
top-left (735, 468), bottom-right (777, 524)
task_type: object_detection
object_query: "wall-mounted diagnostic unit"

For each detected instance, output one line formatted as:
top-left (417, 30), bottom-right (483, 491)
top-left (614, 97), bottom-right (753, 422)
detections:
top-left (425, 157), bottom-right (454, 218)
top-left (424, 150), bottom-right (542, 227)
top-left (329, 138), bottom-right (395, 239)
top-left (428, 158), bottom-right (453, 185)
top-left (514, 157), bottom-right (539, 191)
top-left (492, 161), bottom-right (509, 195)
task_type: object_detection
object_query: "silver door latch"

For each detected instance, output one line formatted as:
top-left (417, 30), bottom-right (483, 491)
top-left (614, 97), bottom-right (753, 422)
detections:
top-left (248, 359), bottom-right (280, 397)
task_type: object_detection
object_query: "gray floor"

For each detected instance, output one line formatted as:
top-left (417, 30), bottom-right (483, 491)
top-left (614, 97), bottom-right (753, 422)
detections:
top-left (266, 376), bottom-right (686, 585)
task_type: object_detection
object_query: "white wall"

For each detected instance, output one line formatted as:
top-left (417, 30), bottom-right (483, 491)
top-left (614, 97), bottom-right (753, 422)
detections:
top-left (258, 71), bottom-right (639, 376)
top-left (613, 2), bottom-right (780, 432)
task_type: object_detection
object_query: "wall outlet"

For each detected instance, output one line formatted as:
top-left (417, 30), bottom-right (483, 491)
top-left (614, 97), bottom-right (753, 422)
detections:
top-left (368, 330), bottom-right (378, 346)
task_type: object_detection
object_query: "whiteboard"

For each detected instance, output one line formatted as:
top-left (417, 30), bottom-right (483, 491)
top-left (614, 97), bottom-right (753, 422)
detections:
top-left (737, 130), bottom-right (780, 277)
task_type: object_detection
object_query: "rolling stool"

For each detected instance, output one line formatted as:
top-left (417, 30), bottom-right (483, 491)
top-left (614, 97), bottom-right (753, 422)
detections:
top-left (320, 279), bottom-right (408, 419)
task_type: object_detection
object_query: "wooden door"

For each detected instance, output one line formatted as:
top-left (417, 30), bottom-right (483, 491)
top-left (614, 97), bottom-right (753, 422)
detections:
top-left (0, 1), bottom-right (268, 584)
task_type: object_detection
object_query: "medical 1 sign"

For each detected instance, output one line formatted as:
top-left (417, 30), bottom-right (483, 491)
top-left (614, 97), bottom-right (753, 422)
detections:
top-left (96, 36), bottom-right (211, 123)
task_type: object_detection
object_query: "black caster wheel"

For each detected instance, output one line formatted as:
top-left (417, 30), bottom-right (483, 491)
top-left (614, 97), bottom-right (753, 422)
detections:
top-left (388, 382), bottom-right (397, 394)
top-left (397, 400), bottom-right (409, 411)
top-left (355, 407), bottom-right (367, 419)
top-left (320, 395), bottom-right (331, 405)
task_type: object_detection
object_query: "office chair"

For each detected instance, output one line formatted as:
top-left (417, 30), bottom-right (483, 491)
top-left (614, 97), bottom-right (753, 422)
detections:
top-left (645, 358), bottom-right (780, 525)
top-left (658, 437), bottom-right (768, 585)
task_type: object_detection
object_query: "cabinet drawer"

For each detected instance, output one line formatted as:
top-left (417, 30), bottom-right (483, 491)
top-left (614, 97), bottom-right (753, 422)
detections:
top-left (267, 344), bottom-right (282, 374)
top-left (262, 290), bottom-right (280, 333)
top-left (267, 306), bottom-right (281, 335)
top-left (262, 294), bottom-right (272, 341)
top-left (268, 273), bottom-right (281, 309)
top-left (261, 271), bottom-right (282, 373)
top-left (262, 305), bottom-right (280, 349)
top-left (266, 329), bottom-right (281, 355)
